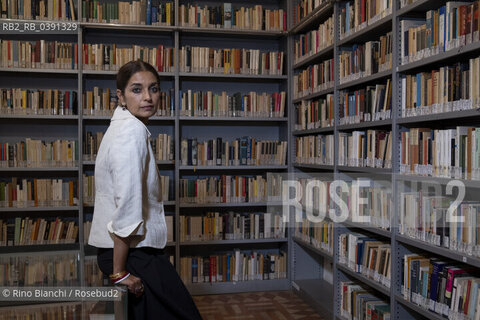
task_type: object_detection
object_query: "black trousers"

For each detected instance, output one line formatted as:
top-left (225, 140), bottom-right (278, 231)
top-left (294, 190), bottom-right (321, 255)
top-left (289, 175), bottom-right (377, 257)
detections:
top-left (97, 247), bottom-right (202, 320)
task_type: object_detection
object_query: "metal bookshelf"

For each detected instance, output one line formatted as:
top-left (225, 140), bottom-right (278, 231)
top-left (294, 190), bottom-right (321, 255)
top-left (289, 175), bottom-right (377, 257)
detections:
top-left (396, 0), bottom-right (447, 16)
top-left (0, 243), bottom-right (80, 254)
top-left (178, 116), bottom-right (288, 122)
top-left (0, 115), bottom-right (79, 120)
top-left (337, 13), bottom-right (393, 46)
top-left (292, 236), bottom-right (333, 260)
top-left (336, 166), bottom-right (392, 174)
top-left (178, 72), bottom-right (288, 80)
top-left (292, 86), bottom-right (334, 103)
top-left (293, 45), bottom-right (335, 69)
top-left (397, 109), bottom-right (480, 124)
top-left (337, 119), bottom-right (392, 130)
top-left (288, 1), bottom-right (333, 34)
top-left (292, 127), bottom-right (335, 135)
top-left (396, 235), bottom-right (480, 269)
top-left (178, 165), bottom-right (288, 171)
top-left (288, 0), bottom-right (480, 319)
top-left (0, 167), bottom-right (79, 172)
top-left (337, 69), bottom-right (392, 90)
top-left (394, 295), bottom-right (445, 320)
top-left (397, 40), bottom-right (480, 73)
top-left (293, 163), bottom-right (335, 170)
top-left (0, 206), bottom-right (79, 212)
top-left (4, 0), bottom-right (480, 315)
top-left (178, 27), bottom-right (286, 38)
top-left (185, 279), bottom-right (290, 295)
top-left (180, 238), bottom-right (288, 246)
top-left (336, 263), bottom-right (390, 296)
top-left (0, 3), bottom-right (289, 293)
top-left (178, 202), bottom-right (280, 208)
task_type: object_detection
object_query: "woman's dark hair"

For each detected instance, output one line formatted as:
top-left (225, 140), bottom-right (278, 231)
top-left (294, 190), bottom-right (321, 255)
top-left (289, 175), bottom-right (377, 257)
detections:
top-left (116, 60), bottom-right (160, 93)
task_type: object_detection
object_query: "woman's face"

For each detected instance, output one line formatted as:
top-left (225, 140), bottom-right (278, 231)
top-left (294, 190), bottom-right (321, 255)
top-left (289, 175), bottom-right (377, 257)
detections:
top-left (117, 71), bottom-right (160, 123)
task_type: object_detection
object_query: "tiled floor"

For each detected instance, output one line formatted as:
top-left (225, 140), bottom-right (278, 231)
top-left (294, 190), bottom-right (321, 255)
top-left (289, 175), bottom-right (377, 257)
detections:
top-left (193, 290), bottom-right (326, 320)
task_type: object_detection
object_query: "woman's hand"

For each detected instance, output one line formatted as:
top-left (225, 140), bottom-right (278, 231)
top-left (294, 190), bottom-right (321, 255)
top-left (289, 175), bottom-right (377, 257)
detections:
top-left (119, 274), bottom-right (144, 297)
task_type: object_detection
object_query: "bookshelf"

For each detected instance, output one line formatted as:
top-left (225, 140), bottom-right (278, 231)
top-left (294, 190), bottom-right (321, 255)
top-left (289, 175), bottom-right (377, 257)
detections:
top-left (290, 0), bottom-right (480, 320)
top-left (0, 0), bottom-right (291, 299)
top-left (3, 0), bottom-right (480, 318)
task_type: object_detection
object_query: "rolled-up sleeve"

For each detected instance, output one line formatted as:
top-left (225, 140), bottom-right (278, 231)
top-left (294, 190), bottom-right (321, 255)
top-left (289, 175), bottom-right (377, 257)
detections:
top-left (106, 124), bottom-right (147, 238)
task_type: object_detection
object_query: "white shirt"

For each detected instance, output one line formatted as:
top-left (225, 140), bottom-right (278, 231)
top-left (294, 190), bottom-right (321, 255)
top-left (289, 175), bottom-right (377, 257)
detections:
top-left (88, 106), bottom-right (167, 249)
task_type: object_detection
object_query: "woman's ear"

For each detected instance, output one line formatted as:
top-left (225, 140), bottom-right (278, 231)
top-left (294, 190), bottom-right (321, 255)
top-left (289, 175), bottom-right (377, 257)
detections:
top-left (116, 89), bottom-right (125, 107)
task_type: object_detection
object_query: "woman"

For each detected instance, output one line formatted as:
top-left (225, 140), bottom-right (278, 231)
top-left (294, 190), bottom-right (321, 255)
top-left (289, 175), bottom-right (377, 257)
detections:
top-left (88, 60), bottom-right (202, 320)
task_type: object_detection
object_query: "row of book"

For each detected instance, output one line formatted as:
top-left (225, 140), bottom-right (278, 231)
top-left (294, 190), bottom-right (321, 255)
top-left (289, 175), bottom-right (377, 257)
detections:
top-left (400, 1), bottom-right (480, 65)
top-left (84, 132), bottom-right (174, 162)
top-left (82, 43), bottom-right (174, 72)
top-left (399, 127), bottom-right (480, 179)
top-left (338, 130), bottom-right (392, 169)
top-left (178, 4), bottom-right (286, 31)
top-left (293, 58), bottom-right (334, 99)
top-left (401, 60), bottom-right (475, 118)
top-left (294, 95), bottom-right (334, 131)
top-left (293, 15), bottom-right (334, 63)
top-left (1, 40), bottom-right (285, 76)
top-left (179, 250), bottom-right (287, 284)
top-left (0, 88), bottom-right (78, 116)
top-left (295, 219), bottom-right (334, 254)
top-left (0, 217), bottom-right (78, 247)
top-left (339, 32), bottom-right (393, 84)
top-left (295, 177), bottom-right (392, 231)
top-left (0, 253), bottom-right (79, 286)
top-left (0, 87), bottom-right (284, 119)
top-left (339, 233), bottom-right (392, 288)
top-left (339, 80), bottom-right (392, 125)
top-left (84, 216), bottom-right (174, 244)
top-left (340, 282), bottom-right (390, 320)
top-left (82, 0), bottom-right (174, 26)
top-left (179, 212), bottom-right (286, 242)
top-left (339, 0), bottom-right (393, 39)
top-left (0, 178), bottom-right (78, 208)
top-left (0, 139), bottom-right (79, 168)
top-left (295, 134), bottom-right (335, 166)
top-left (83, 174), bottom-right (170, 206)
top-left (0, 40), bottom-right (77, 70)
top-left (292, 0), bottom-right (328, 26)
top-left (400, 194), bottom-right (480, 258)
top-left (180, 138), bottom-right (287, 167)
top-left (179, 90), bottom-right (286, 118)
top-left (0, 40), bottom-right (176, 72)
top-left (179, 174), bottom-right (281, 204)
top-left (402, 254), bottom-right (480, 320)
top-left (179, 46), bottom-right (284, 76)
top-left (1, 0), bottom-right (77, 20)
top-left (83, 87), bottom-right (174, 117)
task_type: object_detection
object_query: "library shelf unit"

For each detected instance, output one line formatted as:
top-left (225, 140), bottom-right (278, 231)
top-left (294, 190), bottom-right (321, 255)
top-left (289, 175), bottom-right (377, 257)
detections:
top-left (3, 0), bottom-right (480, 317)
top-left (186, 278), bottom-right (290, 295)
top-left (289, 0), bottom-right (480, 319)
top-left (0, 0), bottom-right (290, 298)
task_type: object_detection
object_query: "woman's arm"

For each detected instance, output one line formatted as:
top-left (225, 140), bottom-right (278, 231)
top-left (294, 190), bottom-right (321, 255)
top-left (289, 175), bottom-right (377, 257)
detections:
top-left (112, 234), bottom-right (144, 297)
top-left (113, 234), bottom-right (130, 273)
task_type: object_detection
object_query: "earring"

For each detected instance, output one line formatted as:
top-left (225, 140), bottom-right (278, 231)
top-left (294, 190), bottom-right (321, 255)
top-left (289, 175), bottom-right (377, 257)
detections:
top-left (121, 104), bottom-right (126, 111)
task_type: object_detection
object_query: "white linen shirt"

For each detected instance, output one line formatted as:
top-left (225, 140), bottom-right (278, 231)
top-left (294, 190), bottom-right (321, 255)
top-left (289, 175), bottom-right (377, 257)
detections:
top-left (88, 106), bottom-right (167, 249)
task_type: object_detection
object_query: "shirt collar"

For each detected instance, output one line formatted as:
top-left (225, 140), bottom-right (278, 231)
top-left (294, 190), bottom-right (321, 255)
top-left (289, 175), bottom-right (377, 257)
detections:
top-left (111, 106), bottom-right (152, 137)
